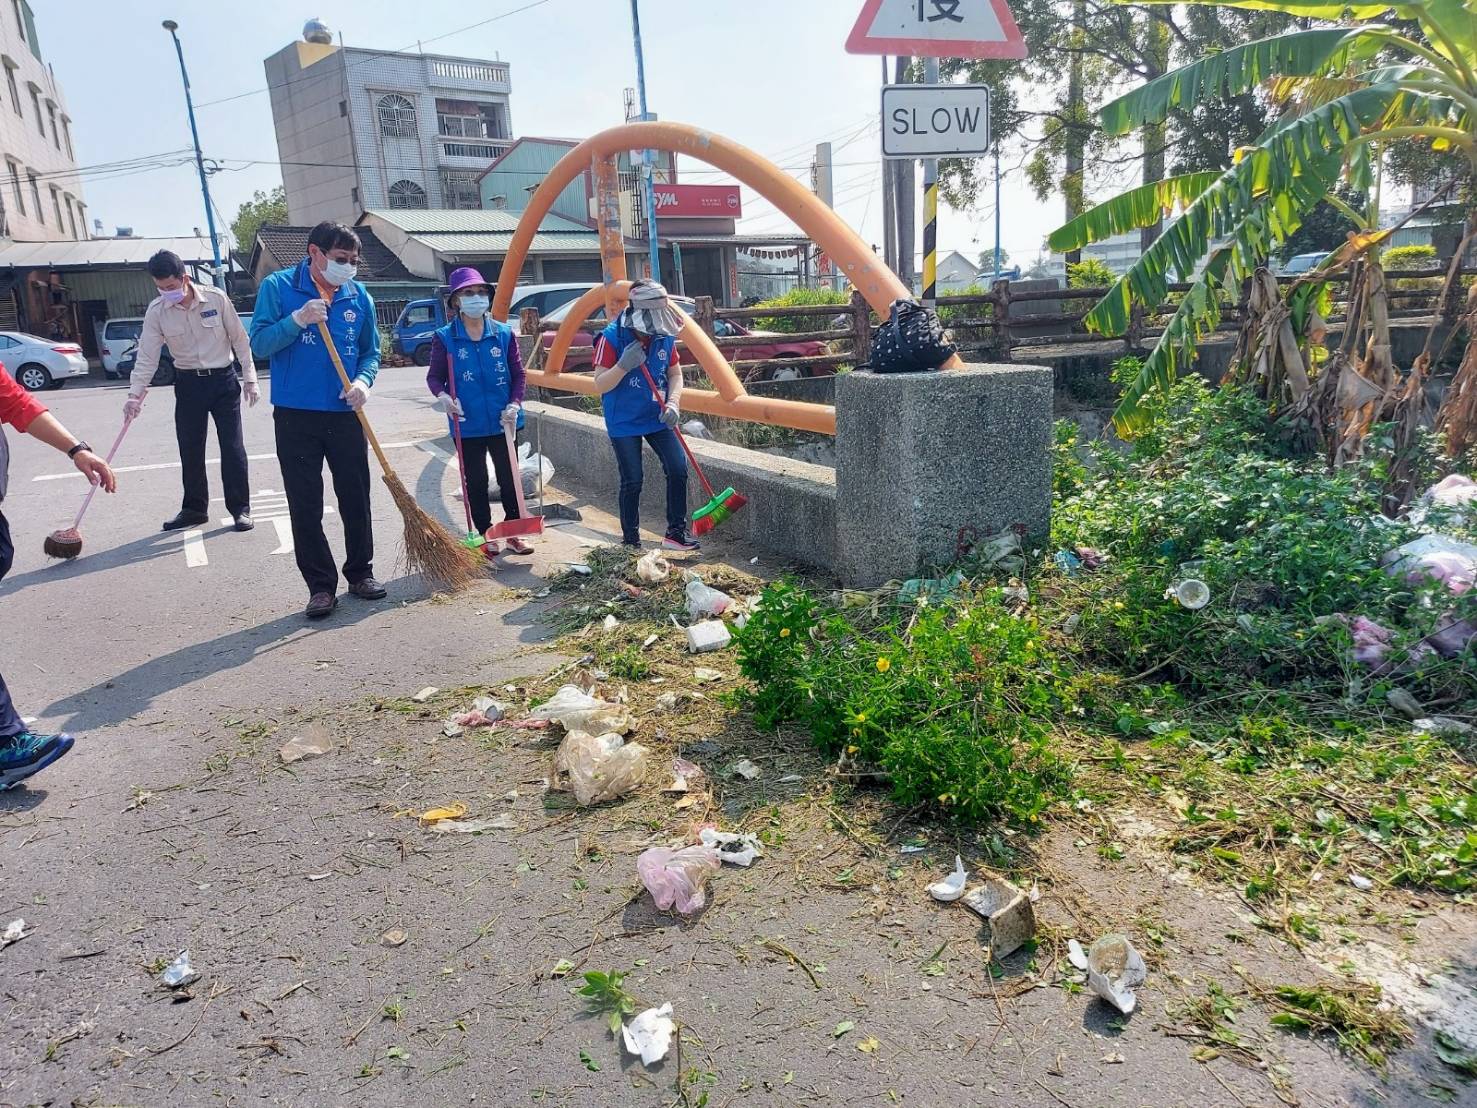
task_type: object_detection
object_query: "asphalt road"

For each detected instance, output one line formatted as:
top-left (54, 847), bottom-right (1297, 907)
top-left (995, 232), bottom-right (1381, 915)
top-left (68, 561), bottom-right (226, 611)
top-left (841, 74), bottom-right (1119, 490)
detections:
top-left (0, 365), bottom-right (609, 745)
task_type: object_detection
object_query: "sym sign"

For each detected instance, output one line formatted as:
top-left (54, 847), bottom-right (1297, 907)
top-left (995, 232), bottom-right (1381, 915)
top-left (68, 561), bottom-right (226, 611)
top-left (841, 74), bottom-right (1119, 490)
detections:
top-left (650, 184), bottom-right (742, 219)
top-left (881, 84), bottom-right (990, 158)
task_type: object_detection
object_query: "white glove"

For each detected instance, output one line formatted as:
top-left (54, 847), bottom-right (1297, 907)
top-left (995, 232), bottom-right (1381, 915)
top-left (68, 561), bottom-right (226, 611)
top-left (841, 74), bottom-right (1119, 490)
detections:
top-left (291, 299), bottom-right (329, 328)
top-left (341, 378), bottom-right (370, 411)
top-left (660, 402), bottom-right (680, 428)
top-left (243, 380), bottom-right (260, 407)
top-left (615, 342), bottom-right (647, 372)
top-left (123, 394), bottom-right (144, 420)
top-left (501, 403), bottom-right (520, 431)
top-left (432, 392), bottom-right (464, 418)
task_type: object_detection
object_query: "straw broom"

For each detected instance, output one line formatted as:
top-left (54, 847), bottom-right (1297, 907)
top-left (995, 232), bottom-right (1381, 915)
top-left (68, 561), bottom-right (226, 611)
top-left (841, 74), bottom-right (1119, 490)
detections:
top-left (316, 321), bottom-right (483, 591)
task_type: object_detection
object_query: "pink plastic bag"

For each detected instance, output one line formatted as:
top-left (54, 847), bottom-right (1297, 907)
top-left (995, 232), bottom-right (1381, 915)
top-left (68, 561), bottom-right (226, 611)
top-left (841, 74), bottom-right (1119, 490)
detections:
top-left (1349, 616), bottom-right (1394, 665)
top-left (636, 845), bottom-right (722, 915)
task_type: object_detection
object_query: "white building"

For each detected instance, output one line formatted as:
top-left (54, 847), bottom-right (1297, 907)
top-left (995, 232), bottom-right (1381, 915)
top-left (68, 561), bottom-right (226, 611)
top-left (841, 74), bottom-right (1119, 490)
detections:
top-left (0, 0), bottom-right (85, 241)
top-left (264, 20), bottom-right (513, 226)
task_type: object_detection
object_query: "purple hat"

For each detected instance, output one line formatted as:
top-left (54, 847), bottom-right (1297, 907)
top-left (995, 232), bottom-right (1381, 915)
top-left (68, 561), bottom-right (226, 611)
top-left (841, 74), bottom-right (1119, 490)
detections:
top-left (447, 266), bottom-right (489, 296)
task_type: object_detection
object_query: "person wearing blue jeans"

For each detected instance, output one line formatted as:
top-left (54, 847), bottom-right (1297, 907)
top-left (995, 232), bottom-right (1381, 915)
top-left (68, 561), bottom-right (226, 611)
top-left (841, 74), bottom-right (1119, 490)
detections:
top-left (591, 280), bottom-right (698, 552)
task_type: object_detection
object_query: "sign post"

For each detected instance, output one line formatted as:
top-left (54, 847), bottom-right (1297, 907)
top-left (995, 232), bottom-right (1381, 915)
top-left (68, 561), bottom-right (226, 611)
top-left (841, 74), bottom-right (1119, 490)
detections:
top-left (848, 0), bottom-right (1026, 308)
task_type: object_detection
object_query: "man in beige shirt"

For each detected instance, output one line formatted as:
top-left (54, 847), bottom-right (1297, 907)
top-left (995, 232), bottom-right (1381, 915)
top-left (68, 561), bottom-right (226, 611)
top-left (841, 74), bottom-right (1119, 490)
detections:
top-left (125, 249), bottom-right (258, 532)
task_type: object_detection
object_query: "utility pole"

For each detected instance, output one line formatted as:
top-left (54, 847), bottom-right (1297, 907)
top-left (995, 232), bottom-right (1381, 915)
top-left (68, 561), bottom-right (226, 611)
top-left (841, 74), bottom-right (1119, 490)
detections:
top-left (880, 55), bottom-right (896, 275)
top-left (163, 19), bottom-right (223, 287)
top-left (628, 0), bottom-right (662, 284)
top-left (893, 56), bottom-right (915, 294)
top-left (1063, 0), bottom-right (1085, 266)
top-left (993, 136), bottom-right (1002, 280)
top-left (921, 56), bottom-right (939, 307)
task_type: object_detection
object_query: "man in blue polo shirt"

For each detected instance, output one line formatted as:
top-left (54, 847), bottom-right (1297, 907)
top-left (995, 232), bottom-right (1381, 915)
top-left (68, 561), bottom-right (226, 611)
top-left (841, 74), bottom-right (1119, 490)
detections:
top-left (249, 221), bottom-right (387, 620)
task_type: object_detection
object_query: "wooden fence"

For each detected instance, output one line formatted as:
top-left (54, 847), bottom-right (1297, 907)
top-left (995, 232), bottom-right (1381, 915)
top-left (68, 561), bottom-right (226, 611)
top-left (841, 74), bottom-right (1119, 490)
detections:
top-left (516, 268), bottom-right (1472, 378)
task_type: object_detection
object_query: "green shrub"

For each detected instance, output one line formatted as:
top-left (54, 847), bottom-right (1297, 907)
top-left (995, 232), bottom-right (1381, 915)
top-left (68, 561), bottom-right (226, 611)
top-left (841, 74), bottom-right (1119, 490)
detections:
top-left (1383, 243), bottom-right (1442, 294)
top-left (1067, 257), bottom-right (1116, 289)
top-left (736, 581), bottom-right (1072, 826)
top-left (750, 287), bottom-right (850, 333)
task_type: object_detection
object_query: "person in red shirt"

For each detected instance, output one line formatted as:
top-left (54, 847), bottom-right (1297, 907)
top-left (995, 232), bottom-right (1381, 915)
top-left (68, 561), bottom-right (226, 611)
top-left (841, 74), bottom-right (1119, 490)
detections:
top-left (0, 365), bottom-right (115, 789)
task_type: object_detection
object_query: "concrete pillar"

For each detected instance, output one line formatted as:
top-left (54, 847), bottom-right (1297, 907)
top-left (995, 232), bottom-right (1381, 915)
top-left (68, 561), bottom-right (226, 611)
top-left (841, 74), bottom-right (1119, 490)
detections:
top-left (834, 364), bottom-right (1053, 587)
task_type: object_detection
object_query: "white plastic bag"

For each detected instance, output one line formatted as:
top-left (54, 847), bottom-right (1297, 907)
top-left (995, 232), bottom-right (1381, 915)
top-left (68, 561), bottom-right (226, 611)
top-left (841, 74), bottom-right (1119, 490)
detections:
top-left (490, 442), bottom-right (555, 498)
top-left (698, 828), bottom-right (763, 867)
top-left (636, 550), bottom-right (671, 583)
top-left (1084, 934), bottom-right (1147, 1014)
top-left (1384, 534), bottom-right (1477, 594)
top-left (554, 730), bottom-right (624, 773)
top-left (685, 579), bottom-right (735, 619)
top-left (531, 684), bottom-right (633, 734)
top-left (637, 845), bottom-right (722, 914)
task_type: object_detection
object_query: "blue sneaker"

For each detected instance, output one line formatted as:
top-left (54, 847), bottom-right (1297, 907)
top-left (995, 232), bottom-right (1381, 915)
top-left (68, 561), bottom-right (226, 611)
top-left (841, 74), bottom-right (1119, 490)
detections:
top-left (0, 732), bottom-right (75, 790)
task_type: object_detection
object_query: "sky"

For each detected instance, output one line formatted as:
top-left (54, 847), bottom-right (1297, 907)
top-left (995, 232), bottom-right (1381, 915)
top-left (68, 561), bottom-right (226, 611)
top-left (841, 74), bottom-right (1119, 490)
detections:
top-left (39, 0), bottom-right (1068, 271)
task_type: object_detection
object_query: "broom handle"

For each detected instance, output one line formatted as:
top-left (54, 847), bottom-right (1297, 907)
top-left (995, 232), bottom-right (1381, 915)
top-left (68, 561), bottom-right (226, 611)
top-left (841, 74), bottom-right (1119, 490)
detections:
top-left (636, 359), bottom-right (716, 499)
top-left (504, 425), bottom-right (531, 519)
top-left (316, 320), bottom-right (394, 478)
top-left (440, 348), bottom-right (478, 536)
top-left (69, 412), bottom-right (134, 529)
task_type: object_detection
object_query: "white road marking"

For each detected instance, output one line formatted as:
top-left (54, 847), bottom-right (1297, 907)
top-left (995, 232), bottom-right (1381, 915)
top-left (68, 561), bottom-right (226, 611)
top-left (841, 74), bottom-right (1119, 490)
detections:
top-left (31, 438), bottom-right (437, 481)
top-left (417, 440), bottom-right (454, 463)
top-left (267, 516), bottom-right (294, 555)
top-left (213, 487), bottom-right (333, 556)
top-left (182, 529), bottom-right (208, 567)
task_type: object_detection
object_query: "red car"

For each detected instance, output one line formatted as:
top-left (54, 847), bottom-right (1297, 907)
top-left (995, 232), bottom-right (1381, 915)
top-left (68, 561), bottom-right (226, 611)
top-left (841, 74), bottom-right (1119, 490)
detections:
top-left (537, 293), bottom-right (830, 381)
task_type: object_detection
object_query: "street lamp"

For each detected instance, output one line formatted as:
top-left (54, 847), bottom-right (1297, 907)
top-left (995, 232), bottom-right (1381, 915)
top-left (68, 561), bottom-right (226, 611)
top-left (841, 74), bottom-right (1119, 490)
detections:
top-left (163, 19), bottom-right (224, 287)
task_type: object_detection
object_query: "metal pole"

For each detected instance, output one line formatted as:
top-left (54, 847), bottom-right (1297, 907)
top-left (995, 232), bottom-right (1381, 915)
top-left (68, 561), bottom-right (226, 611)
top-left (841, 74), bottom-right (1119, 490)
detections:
top-left (993, 137), bottom-right (1001, 280)
top-left (880, 56), bottom-right (896, 275)
top-left (163, 20), bottom-right (223, 288)
top-left (921, 56), bottom-right (939, 307)
top-left (628, 0), bottom-right (661, 284)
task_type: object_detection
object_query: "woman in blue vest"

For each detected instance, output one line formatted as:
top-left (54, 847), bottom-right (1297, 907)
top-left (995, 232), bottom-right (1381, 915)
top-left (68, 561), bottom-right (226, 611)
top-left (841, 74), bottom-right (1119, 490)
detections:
top-left (591, 280), bottom-right (696, 551)
top-left (426, 267), bottom-right (530, 557)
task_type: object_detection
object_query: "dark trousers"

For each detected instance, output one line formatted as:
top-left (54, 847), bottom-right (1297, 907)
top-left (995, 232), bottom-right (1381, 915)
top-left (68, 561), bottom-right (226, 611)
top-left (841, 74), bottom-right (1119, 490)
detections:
top-left (175, 370), bottom-right (249, 517)
top-left (274, 407), bottom-right (374, 597)
top-left (0, 511), bottom-right (22, 739)
top-left (610, 429), bottom-right (688, 545)
top-left (460, 431), bottom-right (521, 535)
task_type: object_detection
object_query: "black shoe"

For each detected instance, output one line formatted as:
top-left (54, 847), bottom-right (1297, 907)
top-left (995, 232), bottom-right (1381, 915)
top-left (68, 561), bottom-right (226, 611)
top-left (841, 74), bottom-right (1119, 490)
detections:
top-left (348, 577), bottom-right (387, 600)
top-left (162, 511), bottom-right (210, 532)
top-left (233, 514), bottom-right (254, 532)
top-left (663, 532), bottom-right (701, 552)
top-left (305, 592), bottom-right (337, 620)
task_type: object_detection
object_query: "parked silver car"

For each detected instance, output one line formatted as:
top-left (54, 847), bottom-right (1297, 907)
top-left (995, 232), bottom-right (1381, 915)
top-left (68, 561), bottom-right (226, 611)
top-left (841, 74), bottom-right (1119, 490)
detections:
top-left (2, 331), bottom-right (89, 391)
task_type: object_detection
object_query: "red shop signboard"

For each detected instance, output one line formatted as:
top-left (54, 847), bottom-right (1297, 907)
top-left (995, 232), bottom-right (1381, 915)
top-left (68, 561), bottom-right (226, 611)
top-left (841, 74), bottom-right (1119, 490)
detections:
top-left (651, 183), bottom-right (742, 219)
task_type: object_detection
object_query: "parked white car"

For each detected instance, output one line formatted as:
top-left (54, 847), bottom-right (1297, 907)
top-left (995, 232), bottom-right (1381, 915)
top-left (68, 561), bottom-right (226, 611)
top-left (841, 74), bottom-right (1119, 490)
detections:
top-left (100, 316), bottom-right (145, 378)
top-left (2, 331), bottom-right (89, 391)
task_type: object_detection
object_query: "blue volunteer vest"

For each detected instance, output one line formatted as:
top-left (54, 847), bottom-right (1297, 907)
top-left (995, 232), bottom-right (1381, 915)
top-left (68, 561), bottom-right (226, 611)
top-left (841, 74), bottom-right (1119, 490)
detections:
top-left (266, 259), bottom-right (375, 412)
top-left (599, 323), bottom-right (672, 439)
top-left (436, 314), bottom-right (524, 438)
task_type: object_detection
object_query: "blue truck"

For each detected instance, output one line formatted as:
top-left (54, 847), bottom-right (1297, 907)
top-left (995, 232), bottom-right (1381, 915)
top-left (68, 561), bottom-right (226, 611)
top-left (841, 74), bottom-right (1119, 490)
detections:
top-left (390, 282), bottom-right (594, 365)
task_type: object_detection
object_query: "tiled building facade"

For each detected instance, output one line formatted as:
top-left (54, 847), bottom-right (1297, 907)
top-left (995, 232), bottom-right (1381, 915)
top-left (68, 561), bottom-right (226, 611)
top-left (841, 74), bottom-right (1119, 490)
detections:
top-left (264, 30), bottom-right (513, 227)
top-left (0, 0), bottom-right (85, 242)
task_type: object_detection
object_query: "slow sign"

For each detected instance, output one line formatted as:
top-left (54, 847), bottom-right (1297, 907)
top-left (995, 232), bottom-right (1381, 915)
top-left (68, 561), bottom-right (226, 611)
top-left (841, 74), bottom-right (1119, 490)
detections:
top-left (881, 83), bottom-right (990, 158)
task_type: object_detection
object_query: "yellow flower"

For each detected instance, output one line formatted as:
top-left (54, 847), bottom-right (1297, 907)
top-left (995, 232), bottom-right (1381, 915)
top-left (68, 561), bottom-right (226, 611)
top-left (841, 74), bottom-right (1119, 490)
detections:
top-left (876, 657), bottom-right (891, 673)
top-left (1113, 601), bottom-right (1125, 610)
top-left (846, 744), bottom-right (859, 755)
top-left (779, 627), bottom-right (791, 638)
top-left (856, 713), bottom-right (866, 723)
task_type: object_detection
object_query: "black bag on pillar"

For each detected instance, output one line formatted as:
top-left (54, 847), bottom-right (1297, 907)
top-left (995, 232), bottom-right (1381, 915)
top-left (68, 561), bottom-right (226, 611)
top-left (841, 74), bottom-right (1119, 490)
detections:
top-left (867, 298), bottom-right (956, 373)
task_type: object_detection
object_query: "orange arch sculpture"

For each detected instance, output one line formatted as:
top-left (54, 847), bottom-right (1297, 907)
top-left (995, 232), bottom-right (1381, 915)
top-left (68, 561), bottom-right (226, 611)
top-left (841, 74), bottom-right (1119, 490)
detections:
top-left (493, 122), bottom-right (933, 436)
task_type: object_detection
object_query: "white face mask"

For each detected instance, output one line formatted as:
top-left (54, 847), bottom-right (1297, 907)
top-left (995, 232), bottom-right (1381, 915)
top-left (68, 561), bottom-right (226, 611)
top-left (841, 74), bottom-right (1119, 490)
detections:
top-left (458, 295), bottom-right (489, 317)
top-left (160, 287), bottom-right (187, 304)
top-left (322, 258), bottom-right (357, 287)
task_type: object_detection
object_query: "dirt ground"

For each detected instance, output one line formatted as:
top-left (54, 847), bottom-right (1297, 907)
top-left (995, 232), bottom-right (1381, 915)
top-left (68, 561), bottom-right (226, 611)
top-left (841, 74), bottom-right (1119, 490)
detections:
top-left (2, 508), bottom-right (1474, 1107)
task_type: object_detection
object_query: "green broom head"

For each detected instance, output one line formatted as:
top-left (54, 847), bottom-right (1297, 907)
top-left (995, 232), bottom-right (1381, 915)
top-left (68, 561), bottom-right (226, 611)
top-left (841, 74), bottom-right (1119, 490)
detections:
top-left (691, 487), bottom-right (747, 535)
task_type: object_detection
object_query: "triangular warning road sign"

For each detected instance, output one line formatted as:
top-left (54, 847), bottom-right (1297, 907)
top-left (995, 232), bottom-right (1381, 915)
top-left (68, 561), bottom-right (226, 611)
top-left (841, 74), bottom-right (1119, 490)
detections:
top-left (846, 0), bottom-right (1028, 60)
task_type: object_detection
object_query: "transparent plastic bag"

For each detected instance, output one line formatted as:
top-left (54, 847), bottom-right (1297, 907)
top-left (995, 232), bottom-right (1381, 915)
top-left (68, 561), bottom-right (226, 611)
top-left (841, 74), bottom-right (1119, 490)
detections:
top-left (685, 579), bottom-right (734, 620)
top-left (636, 845), bottom-right (722, 914)
top-left (531, 684), bottom-right (633, 734)
top-left (567, 738), bottom-right (649, 805)
top-left (636, 550), bottom-right (671, 584)
top-left (554, 730), bottom-right (624, 774)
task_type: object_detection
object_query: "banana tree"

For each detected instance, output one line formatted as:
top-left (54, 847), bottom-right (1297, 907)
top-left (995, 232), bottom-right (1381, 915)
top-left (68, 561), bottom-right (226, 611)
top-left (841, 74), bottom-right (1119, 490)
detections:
top-left (1047, 0), bottom-right (1477, 440)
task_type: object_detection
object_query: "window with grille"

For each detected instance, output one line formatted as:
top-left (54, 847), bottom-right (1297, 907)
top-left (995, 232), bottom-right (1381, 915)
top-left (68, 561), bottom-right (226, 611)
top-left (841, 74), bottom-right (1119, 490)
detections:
top-left (377, 93), bottom-right (416, 138)
top-left (3, 61), bottom-right (18, 116)
top-left (441, 170), bottom-right (481, 210)
top-left (387, 179), bottom-right (427, 210)
top-left (27, 173), bottom-right (40, 223)
top-left (7, 161), bottom-right (21, 215)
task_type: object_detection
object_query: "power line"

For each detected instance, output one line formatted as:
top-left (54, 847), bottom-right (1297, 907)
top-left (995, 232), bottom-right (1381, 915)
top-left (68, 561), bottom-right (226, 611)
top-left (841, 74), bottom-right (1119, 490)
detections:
top-left (194, 0), bottom-right (554, 110)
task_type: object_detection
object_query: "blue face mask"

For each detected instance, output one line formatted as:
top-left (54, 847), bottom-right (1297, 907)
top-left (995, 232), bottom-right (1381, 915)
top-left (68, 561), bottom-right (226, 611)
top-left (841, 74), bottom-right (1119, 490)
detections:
top-left (458, 295), bottom-right (489, 317)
